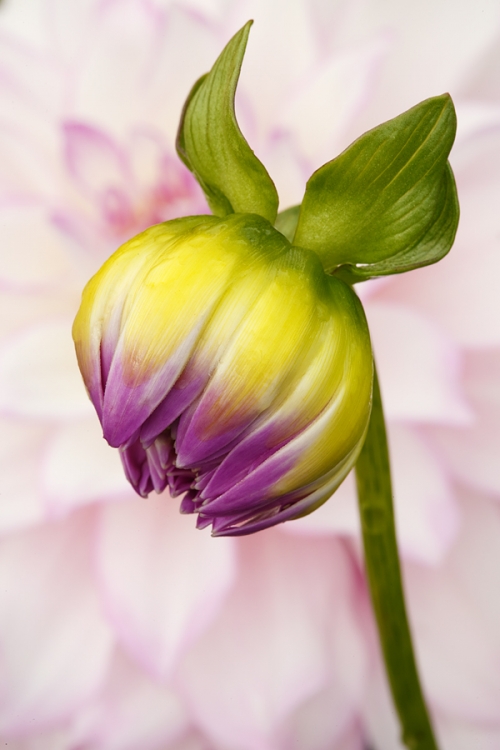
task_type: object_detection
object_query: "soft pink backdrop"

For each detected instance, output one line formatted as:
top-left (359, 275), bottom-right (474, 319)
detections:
top-left (0, 1), bottom-right (500, 748)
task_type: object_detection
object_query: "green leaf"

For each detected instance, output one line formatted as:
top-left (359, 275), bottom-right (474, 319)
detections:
top-left (176, 21), bottom-right (279, 223)
top-left (176, 73), bottom-right (208, 170)
top-left (293, 95), bottom-right (459, 279)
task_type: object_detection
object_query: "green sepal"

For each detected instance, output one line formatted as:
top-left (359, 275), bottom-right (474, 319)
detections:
top-left (176, 21), bottom-right (279, 224)
top-left (176, 73), bottom-right (208, 170)
top-left (293, 95), bottom-right (459, 279)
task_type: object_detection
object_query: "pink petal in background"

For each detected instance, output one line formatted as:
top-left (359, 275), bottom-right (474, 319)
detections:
top-left (95, 496), bottom-right (236, 680)
top-left (0, 319), bottom-right (92, 419)
top-left (178, 531), bottom-right (368, 749)
top-left (0, 509), bottom-right (113, 737)
top-left (0, 1), bottom-right (499, 747)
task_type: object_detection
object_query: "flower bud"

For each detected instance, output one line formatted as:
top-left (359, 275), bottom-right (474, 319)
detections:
top-left (73, 213), bottom-right (373, 535)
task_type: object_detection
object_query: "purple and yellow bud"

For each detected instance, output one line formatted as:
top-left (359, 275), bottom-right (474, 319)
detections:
top-left (73, 213), bottom-right (373, 535)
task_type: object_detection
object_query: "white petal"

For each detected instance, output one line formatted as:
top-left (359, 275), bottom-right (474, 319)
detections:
top-left (349, 0), bottom-right (500, 122)
top-left (388, 425), bottom-right (459, 565)
top-left (165, 733), bottom-right (215, 750)
top-left (0, 205), bottom-right (77, 291)
top-left (0, 727), bottom-right (73, 750)
top-left (95, 496), bottom-right (236, 680)
top-left (456, 20), bottom-right (500, 102)
top-left (437, 717), bottom-right (500, 750)
top-left (178, 532), bottom-right (368, 749)
top-left (0, 417), bottom-right (47, 534)
top-left (0, 289), bottom-right (78, 340)
top-left (431, 341), bottom-right (500, 495)
top-left (365, 301), bottom-right (472, 424)
top-left (277, 35), bottom-right (388, 169)
top-left (68, 649), bottom-right (189, 750)
top-left (42, 417), bottom-right (131, 513)
top-left (140, 6), bottom-right (222, 143)
top-left (454, 102), bottom-right (500, 146)
top-left (0, 0), bottom-right (51, 50)
top-left (0, 29), bottom-right (64, 116)
top-left (362, 663), bottom-right (405, 750)
top-left (0, 125), bottom-right (60, 199)
top-left (405, 490), bottom-right (500, 722)
top-left (260, 132), bottom-right (310, 210)
top-left (276, 676), bottom-right (367, 750)
top-left (0, 319), bottom-right (92, 419)
top-left (46, 0), bottom-right (101, 64)
top-left (0, 510), bottom-right (113, 735)
top-left (63, 122), bottom-right (131, 197)
top-left (364, 490), bottom-right (500, 748)
top-left (72, 0), bottom-right (168, 137)
top-left (236, 0), bottom-right (316, 134)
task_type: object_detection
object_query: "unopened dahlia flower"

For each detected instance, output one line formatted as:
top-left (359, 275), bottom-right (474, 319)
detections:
top-left (73, 212), bottom-right (372, 535)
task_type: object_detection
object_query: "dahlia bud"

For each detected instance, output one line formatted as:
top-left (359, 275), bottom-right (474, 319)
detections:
top-left (73, 213), bottom-right (373, 534)
top-left (73, 21), bottom-right (458, 536)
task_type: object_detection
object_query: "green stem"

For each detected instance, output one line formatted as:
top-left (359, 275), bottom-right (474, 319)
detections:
top-left (355, 363), bottom-right (439, 750)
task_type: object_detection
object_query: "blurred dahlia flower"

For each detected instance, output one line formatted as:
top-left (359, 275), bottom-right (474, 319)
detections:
top-left (1, 1), bottom-right (500, 749)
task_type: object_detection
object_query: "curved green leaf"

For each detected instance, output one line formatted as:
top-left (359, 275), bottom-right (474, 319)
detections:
top-left (176, 21), bottom-right (279, 223)
top-left (293, 95), bottom-right (459, 279)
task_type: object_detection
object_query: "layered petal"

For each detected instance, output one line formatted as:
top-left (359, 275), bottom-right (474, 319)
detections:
top-left (404, 489), bottom-right (500, 722)
top-left (42, 417), bottom-right (130, 515)
top-left (431, 347), bottom-right (500, 495)
top-left (137, 246), bottom-right (283, 447)
top-left (95, 495), bottom-right (235, 679)
top-left (73, 215), bottom-right (211, 419)
top-left (175, 247), bottom-right (325, 467)
top-left (0, 417), bottom-right (48, 534)
top-left (0, 510), bottom-right (113, 736)
top-left (278, 694), bottom-right (366, 750)
top-left (0, 205), bottom-right (76, 292)
top-left (63, 122), bottom-right (131, 199)
top-left (277, 34), bottom-right (388, 169)
top-left (66, 649), bottom-right (190, 750)
top-left (177, 531), bottom-right (368, 750)
top-left (365, 300), bottom-right (472, 425)
top-left (200, 288), bottom-right (354, 503)
top-left (195, 280), bottom-right (371, 534)
top-left (101, 215), bottom-right (283, 446)
top-left (364, 489), bottom-right (500, 748)
top-left (0, 319), bottom-right (92, 420)
top-left (71, 0), bottom-right (166, 137)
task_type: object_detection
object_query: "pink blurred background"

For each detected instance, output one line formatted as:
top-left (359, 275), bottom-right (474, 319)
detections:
top-left (0, 1), bottom-right (500, 748)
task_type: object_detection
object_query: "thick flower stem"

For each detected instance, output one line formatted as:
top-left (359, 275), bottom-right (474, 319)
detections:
top-left (355, 363), bottom-right (439, 750)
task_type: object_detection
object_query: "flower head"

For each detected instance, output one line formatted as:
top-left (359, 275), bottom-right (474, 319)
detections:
top-left (72, 19), bottom-right (458, 539)
top-left (73, 212), bottom-right (373, 534)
